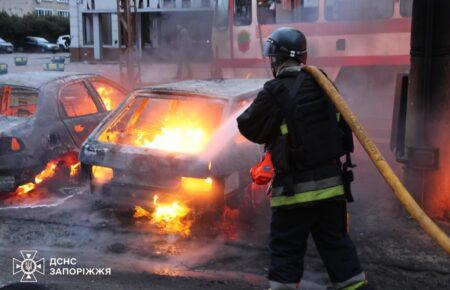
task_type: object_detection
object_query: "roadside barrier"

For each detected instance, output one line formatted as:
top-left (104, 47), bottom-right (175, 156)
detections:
top-left (14, 57), bottom-right (28, 66)
top-left (304, 65), bottom-right (450, 254)
top-left (43, 63), bottom-right (65, 72)
top-left (51, 56), bottom-right (66, 64)
top-left (0, 63), bottom-right (7, 75)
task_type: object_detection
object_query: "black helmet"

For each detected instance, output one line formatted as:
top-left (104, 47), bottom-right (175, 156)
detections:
top-left (263, 27), bottom-right (307, 60)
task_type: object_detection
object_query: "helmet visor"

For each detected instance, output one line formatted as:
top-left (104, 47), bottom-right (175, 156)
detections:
top-left (263, 40), bottom-right (277, 57)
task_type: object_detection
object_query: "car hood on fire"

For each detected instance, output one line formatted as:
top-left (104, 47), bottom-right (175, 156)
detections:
top-left (141, 79), bottom-right (269, 100)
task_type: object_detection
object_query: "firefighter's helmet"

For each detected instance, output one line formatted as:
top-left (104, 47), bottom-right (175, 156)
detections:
top-left (263, 27), bottom-right (307, 60)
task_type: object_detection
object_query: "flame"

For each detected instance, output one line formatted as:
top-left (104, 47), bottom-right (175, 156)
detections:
top-left (34, 161), bottom-right (58, 184)
top-left (134, 118), bottom-right (208, 154)
top-left (14, 153), bottom-right (80, 196)
top-left (96, 86), bottom-right (113, 111)
top-left (16, 182), bottom-right (36, 195)
top-left (181, 177), bottom-right (213, 192)
top-left (92, 165), bottom-right (113, 185)
top-left (70, 162), bottom-right (81, 177)
top-left (98, 99), bottom-right (221, 155)
top-left (134, 195), bottom-right (192, 236)
top-left (15, 161), bottom-right (57, 196)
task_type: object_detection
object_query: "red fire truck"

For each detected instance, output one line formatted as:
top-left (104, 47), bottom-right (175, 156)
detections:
top-left (212, 0), bottom-right (413, 80)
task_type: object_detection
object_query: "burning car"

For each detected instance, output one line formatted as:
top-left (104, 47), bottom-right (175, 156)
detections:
top-left (0, 72), bottom-right (127, 195)
top-left (80, 79), bottom-right (267, 217)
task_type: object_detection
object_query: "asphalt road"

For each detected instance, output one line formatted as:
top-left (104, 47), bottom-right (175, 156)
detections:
top-left (0, 52), bottom-right (449, 289)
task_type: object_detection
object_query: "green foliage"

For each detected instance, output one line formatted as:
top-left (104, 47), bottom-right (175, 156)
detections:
top-left (0, 12), bottom-right (69, 43)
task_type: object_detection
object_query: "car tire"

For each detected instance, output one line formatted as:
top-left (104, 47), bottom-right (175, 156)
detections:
top-left (41, 47), bottom-right (46, 53)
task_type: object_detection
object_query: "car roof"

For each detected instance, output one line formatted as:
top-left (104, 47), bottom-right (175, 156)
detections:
top-left (0, 72), bottom-right (96, 89)
top-left (140, 79), bottom-right (268, 101)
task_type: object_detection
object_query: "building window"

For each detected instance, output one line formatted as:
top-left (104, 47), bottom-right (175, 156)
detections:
top-left (101, 14), bottom-right (113, 45)
top-left (182, 0), bottom-right (191, 8)
top-left (57, 10), bottom-right (70, 17)
top-left (83, 14), bottom-right (94, 45)
top-left (234, 0), bottom-right (252, 26)
top-left (325, 0), bottom-right (394, 21)
top-left (57, 0), bottom-right (70, 3)
top-left (35, 8), bottom-right (54, 16)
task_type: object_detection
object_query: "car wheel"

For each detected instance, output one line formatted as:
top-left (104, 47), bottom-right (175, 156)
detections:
top-left (41, 47), bottom-right (46, 53)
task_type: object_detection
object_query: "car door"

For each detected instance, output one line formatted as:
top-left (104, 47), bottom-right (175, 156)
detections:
top-left (29, 38), bottom-right (38, 52)
top-left (23, 38), bottom-right (32, 51)
top-left (59, 81), bottom-right (105, 147)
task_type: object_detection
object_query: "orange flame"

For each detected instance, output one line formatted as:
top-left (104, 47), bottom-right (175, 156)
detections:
top-left (133, 118), bottom-right (208, 154)
top-left (34, 161), bottom-right (58, 184)
top-left (16, 182), bottom-right (36, 195)
top-left (134, 195), bottom-right (192, 236)
top-left (99, 106), bottom-right (218, 155)
top-left (14, 153), bottom-right (80, 196)
top-left (96, 86), bottom-right (113, 111)
top-left (70, 162), bottom-right (81, 178)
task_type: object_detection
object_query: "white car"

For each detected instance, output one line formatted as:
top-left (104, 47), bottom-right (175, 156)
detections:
top-left (57, 35), bottom-right (71, 51)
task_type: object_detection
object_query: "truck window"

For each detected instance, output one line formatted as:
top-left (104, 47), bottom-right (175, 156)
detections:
top-left (400, 0), bottom-right (413, 17)
top-left (258, 0), bottom-right (318, 24)
top-left (234, 0), bottom-right (252, 26)
top-left (325, 0), bottom-right (394, 21)
top-left (215, 0), bottom-right (229, 28)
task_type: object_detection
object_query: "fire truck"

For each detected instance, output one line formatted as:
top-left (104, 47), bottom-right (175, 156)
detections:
top-left (212, 0), bottom-right (413, 80)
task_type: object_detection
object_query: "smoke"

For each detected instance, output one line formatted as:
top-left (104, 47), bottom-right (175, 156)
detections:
top-left (199, 105), bottom-right (249, 162)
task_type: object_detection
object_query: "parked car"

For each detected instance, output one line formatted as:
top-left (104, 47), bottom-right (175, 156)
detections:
top-left (57, 35), bottom-right (71, 51)
top-left (80, 79), bottom-right (267, 216)
top-left (0, 72), bottom-right (127, 194)
top-left (0, 37), bottom-right (14, 53)
top-left (21, 37), bottom-right (59, 53)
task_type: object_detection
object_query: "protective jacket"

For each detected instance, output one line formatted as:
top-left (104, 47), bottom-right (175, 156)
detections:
top-left (237, 66), bottom-right (351, 207)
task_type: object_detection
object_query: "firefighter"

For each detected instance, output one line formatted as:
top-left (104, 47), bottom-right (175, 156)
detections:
top-left (174, 24), bottom-right (193, 80)
top-left (237, 27), bottom-right (370, 290)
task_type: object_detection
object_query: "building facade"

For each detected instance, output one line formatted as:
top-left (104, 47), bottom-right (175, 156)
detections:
top-left (0, 0), bottom-right (70, 17)
top-left (70, 0), bottom-right (214, 62)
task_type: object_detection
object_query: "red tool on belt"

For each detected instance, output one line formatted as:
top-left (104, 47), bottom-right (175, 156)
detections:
top-left (251, 151), bottom-right (274, 185)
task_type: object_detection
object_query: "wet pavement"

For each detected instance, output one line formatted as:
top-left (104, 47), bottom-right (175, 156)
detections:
top-left (0, 53), bottom-right (449, 289)
top-left (0, 173), bottom-right (448, 290)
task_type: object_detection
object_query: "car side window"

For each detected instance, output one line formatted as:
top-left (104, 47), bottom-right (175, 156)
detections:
top-left (60, 82), bottom-right (98, 118)
top-left (90, 80), bottom-right (126, 111)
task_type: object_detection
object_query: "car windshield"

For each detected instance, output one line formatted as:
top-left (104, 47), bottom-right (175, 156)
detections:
top-left (98, 95), bottom-right (226, 154)
top-left (0, 37), bottom-right (6, 43)
top-left (35, 37), bottom-right (50, 43)
top-left (0, 86), bottom-right (39, 118)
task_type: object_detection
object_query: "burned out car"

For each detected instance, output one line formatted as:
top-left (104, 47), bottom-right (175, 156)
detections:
top-left (80, 79), bottom-right (267, 214)
top-left (0, 72), bottom-right (127, 194)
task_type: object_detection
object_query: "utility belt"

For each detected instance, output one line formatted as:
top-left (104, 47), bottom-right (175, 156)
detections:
top-left (270, 159), bottom-right (355, 206)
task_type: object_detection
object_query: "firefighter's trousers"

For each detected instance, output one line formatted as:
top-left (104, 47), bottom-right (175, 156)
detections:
top-left (268, 200), bottom-right (364, 287)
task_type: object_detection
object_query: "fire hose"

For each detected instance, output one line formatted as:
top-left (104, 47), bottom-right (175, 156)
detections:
top-left (303, 65), bottom-right (450, 254)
